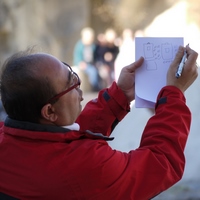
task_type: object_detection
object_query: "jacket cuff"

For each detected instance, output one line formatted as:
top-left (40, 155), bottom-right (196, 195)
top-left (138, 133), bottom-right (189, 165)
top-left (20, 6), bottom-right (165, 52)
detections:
top-left (155, 86), bottom-right (186, 109)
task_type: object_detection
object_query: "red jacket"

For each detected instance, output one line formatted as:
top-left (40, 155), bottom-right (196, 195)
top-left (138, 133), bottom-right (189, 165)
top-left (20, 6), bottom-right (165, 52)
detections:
top-left (0, 82), bottom-right (191, 200)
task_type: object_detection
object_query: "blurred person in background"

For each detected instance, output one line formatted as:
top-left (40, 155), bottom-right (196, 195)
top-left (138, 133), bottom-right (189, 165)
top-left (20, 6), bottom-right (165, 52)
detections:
top-left (94, 32), bottom-right (108, 89)
top-left (94, 28), bottom-right (119, 88)
top-left (73, 27), bottom-right (100, 91)
top-left (0, 45), bottom-right (198, 199)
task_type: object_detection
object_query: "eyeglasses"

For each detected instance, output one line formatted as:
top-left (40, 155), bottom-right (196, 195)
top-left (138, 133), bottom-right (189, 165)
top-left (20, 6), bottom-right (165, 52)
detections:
top-left (47, 62), bottom-right (81, 104)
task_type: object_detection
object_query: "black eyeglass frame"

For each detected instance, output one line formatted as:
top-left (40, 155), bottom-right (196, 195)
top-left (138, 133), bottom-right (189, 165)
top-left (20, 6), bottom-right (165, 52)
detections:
top-left (47, 62), bottom-right (80, 104)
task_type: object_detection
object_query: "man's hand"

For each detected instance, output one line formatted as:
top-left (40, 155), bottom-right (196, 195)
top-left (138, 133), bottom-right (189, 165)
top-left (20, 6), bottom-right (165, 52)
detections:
top-left (117, 57), bottom-right (144, 102)
top-left (167, 45), bottom-right (198, 92)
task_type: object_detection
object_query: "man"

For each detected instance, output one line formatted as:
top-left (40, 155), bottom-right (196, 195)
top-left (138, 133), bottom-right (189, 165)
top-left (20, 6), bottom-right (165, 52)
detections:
top-left (0, 45), bottom-right (198, 199)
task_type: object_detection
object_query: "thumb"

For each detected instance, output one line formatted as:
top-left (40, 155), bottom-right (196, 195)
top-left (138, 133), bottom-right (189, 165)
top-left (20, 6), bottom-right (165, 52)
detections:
top-left (126, 57), bottom-right (144, 73)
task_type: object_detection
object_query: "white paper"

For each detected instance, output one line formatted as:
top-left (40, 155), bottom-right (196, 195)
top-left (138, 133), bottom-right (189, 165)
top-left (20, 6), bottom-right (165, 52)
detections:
top-left (135, 37), bottom-right (183, 108)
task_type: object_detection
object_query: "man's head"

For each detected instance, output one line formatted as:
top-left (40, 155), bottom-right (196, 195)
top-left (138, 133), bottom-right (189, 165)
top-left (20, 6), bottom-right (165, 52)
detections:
top-left (0, 49), bottom-right (83, 126)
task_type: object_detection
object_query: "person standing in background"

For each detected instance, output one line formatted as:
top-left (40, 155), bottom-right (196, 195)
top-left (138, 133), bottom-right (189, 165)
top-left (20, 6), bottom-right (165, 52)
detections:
top-left (94, 33), bottom-right (108, 89)
top-left (94, 28), bottom-right (119, 88)
top-left (73, 27), bottom-right (100, 91)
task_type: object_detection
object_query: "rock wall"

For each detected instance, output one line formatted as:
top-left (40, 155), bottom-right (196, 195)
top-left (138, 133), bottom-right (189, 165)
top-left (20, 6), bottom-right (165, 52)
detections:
top-left (0, 0), bottom-right (90, 64)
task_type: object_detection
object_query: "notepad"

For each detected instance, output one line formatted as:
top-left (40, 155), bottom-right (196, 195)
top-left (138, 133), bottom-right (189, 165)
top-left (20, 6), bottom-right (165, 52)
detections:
top-left (135, 37), bottom-right (183, 108)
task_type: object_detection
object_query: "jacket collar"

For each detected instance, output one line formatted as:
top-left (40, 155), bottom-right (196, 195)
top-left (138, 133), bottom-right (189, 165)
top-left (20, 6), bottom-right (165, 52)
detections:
top-left (4, 117), bottom-right (69, 133)
top-left (3, 117), bottom-right (114, 142)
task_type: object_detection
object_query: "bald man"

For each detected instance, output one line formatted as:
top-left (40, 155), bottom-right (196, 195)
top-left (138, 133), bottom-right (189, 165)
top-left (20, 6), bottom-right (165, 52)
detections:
top-left (0, 46), bottom-right (198, 199)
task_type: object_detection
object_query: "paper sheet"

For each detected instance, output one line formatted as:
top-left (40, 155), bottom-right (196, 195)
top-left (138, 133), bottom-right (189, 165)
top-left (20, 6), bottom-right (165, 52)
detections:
top-left (135, 37), bottom-right (183, 108)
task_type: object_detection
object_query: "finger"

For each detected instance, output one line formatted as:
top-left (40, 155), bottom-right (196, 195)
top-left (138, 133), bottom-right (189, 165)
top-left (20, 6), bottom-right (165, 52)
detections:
top-left (170, 46), bottom-right (185, 68)
top-left (126, 57), bottom-right (144, 72)
top-left (185, 46), bottom-right (198, 65)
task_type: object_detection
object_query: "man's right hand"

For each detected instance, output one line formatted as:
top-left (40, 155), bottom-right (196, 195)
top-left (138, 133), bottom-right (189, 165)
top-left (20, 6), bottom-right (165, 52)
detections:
top-left (167, 45), bottom-right (198, 93)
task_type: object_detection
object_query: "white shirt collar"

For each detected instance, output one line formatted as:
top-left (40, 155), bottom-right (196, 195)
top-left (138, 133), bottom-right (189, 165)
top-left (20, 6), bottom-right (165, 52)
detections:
top-left (62, 123), bottom-right (80, 131)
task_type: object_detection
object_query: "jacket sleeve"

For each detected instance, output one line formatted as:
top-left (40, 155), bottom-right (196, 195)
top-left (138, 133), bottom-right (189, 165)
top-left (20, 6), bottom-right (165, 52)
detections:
top-left (76, 82), bottom-right (130, 136)
top-left (80, 86), bottom-right (191, 199)
top-left (134, 85), bottom-right (191, 198)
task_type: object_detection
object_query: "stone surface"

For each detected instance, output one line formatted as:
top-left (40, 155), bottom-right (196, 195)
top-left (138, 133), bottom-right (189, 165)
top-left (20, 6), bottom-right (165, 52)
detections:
top-left (0, 0), bottom-right (89, 64)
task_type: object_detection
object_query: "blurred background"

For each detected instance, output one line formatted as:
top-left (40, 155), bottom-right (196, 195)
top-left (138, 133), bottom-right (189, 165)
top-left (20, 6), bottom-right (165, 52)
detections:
top-left (1, 0), bottom-right (200, 199)
top-left (1, 0), bottom-right (200, 64)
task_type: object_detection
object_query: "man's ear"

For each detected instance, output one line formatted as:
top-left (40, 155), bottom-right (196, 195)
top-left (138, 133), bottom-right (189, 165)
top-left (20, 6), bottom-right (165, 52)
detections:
top-left (41, 104), bottom-right (58, 122)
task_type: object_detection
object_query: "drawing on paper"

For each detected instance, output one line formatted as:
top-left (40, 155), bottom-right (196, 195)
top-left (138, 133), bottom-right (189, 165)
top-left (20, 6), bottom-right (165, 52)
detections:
top-left (143, 42), bottom-right (178, 71)
top-left (161, 43), bottom-right (173, 60)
